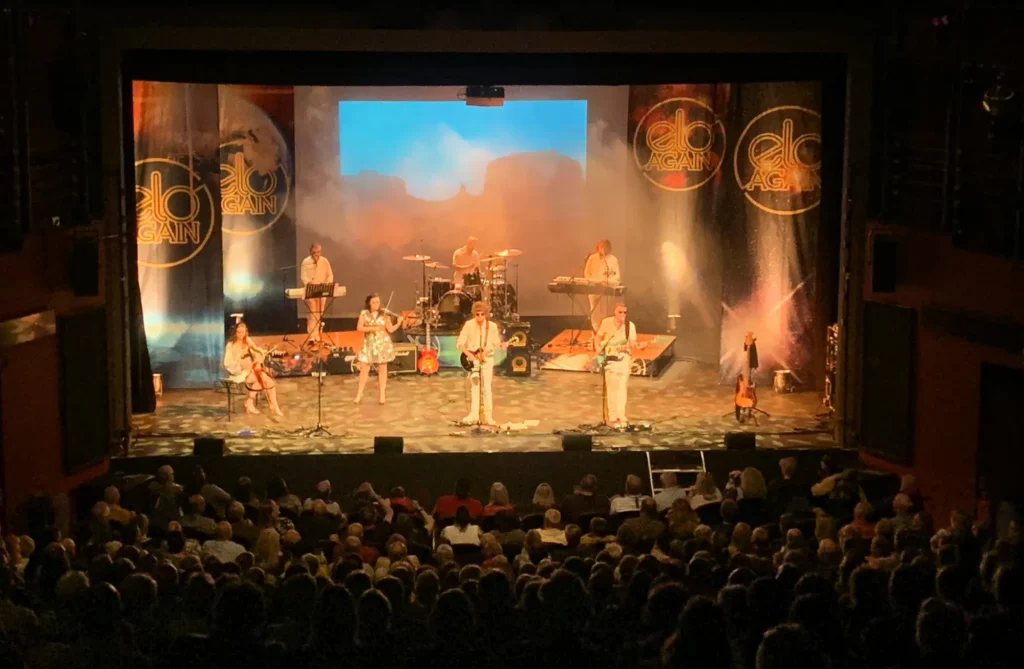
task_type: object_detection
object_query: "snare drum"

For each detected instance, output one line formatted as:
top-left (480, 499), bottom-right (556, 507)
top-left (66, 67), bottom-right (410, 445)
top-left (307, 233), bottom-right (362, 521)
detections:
top-left (437, 290), bottom-right (473, 329)
top-left (429, 278), bottom-right (453, 305)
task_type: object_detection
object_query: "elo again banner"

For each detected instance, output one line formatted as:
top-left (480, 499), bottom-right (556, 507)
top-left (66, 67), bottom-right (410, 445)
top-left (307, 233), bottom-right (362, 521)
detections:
top-left (134, 81), bottom-right (224, 388)
top-left (628, 82), bottom-right (822, 388)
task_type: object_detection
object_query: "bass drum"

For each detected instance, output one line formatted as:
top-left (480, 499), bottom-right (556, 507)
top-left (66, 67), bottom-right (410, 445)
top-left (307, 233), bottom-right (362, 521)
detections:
top-left (437, 290), bottom-right (473, 329)
top-left (429, 278), bottom-right (453, 306)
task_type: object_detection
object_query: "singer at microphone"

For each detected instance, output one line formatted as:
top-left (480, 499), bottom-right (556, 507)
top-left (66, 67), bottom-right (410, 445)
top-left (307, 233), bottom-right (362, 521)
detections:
top-left (299, 242), bottom-right (335, 345)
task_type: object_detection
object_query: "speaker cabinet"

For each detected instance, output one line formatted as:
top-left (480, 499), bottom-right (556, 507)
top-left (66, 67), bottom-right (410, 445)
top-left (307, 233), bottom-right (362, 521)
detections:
top-left (725, 432), bottom-right (756, 451)
top-left (505, 346), bottom-right (531, 377)
top-left (193, 437), bottom-right (225, 457)
top-left (374, 436), bottom-right (404, 454)
top-left (503, 321), bottom-right (531, 348)
top-left (389, 343), bottom-right (418, 374)
top-left (561, 434), bottom-right (593, 452)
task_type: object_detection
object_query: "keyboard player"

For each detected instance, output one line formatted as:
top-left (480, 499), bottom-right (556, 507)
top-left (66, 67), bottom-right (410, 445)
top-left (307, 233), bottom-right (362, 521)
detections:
top-left (299, 242), bottom-right (335, 345)
top-left (583, 239), bottom-right (621, 332)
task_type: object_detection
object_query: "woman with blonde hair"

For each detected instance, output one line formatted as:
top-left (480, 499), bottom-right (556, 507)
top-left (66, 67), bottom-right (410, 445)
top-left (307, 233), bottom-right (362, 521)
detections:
top-left (687, 472), bottom-right (723, 509)
top-left (484, 482), bottom-right (514, 516)
top-left (253, 527), bottom-right (281, 573)
top-left (531, 483), bottom-right (556, 513)
top-left (739, 467), bottom-right (768, 500)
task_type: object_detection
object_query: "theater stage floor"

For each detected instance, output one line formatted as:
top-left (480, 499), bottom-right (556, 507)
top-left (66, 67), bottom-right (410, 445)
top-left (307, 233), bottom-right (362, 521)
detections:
top-left (127, 360), bottom-right (836, 457)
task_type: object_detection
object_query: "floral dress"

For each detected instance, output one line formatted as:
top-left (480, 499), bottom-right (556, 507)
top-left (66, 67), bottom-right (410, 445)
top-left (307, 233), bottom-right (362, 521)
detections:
top-left (357, 309), bottom-right (396, 365)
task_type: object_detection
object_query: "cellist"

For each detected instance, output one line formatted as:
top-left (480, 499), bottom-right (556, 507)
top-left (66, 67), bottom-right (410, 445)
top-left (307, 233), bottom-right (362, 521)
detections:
top-left (223, 321), bottom-right (284, 416)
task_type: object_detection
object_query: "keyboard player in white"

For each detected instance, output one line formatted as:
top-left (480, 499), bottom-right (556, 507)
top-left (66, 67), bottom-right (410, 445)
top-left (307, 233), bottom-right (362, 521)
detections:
top-left (299, 243), bottom-right (334, 346)
top-left (583, 239), bottom-right (621, 333)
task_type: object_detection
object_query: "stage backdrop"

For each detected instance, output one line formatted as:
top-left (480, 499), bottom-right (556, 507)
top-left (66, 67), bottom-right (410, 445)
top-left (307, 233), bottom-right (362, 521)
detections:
top-left (134, 81), bottom-right (224, 389)
top-left (627, 83), bottom-right (822, 386)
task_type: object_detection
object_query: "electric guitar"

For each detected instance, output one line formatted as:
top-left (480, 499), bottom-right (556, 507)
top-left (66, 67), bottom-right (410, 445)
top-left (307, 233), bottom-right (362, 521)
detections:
top-left (594, 333), bottom-right (647, 369)
top-left (460, 341), bottom-right (510, 372)
top-left (416, 306), bottom-right (439, 375)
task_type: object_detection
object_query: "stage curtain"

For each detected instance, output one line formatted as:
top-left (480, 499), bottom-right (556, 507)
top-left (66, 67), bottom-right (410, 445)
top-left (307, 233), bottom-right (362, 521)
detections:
top-left (627, 82), bottom-right (822, 387)
top-left (219, 85), bottom-right (297, 336)
top-left (133, 81), bottom-right (224, 389)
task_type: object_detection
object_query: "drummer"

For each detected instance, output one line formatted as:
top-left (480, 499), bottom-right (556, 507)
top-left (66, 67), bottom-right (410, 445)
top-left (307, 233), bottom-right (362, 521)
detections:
top-left (452, 236), bottom-right (480, 289)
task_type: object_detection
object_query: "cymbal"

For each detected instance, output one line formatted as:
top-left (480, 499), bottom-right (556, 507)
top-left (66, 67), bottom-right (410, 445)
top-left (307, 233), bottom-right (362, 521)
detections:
top-left (480, 255), bottom-right (501, 264)
top-left (402, 254), bottom-right (431, 261)
top-left (495, 248), bottom-right (522, 257)
top-left (424, 261), bottom-right (449, 269)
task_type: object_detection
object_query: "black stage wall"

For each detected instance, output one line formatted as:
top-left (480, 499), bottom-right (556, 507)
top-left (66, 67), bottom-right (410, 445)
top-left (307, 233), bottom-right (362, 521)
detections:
top-left (101, 448), bottom-right (859, 512)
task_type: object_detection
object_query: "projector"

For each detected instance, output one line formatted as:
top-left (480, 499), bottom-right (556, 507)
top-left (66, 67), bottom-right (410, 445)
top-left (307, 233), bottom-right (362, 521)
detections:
top-left (465, 85), bottom-right (504, 107)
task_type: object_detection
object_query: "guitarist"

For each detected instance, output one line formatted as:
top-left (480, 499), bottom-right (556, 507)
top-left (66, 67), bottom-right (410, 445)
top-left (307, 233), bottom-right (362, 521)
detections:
top-left (456, 301), bottom-right (503, 426)
top-left (594, 303), bottom-right (637, 428)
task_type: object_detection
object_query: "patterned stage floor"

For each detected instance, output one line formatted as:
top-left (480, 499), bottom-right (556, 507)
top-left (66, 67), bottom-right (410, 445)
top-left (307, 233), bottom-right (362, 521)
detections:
top-left (128, 360), bottom-right (836, 457)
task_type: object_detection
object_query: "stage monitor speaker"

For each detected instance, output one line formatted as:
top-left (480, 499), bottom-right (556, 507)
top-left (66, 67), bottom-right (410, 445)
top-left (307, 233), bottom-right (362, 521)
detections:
top-left (505, 346), bottom-right (531, 377)
top-left (69, 236), bottom-right (99, 296)
top-left (872, 234), bottom-right (902, 293)
top-left (561, 434), bottom-right (593, 452)
top-left (193, 437), bottom-right (225, 457)
top-left (725, 432), bottom-right (756, 451)
top-left (374, 436), bottom-right (404, 454)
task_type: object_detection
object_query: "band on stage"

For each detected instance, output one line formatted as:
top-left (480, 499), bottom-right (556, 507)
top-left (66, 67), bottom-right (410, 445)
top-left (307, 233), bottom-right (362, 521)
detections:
top-left (224, 237), bottom-right (642, 427)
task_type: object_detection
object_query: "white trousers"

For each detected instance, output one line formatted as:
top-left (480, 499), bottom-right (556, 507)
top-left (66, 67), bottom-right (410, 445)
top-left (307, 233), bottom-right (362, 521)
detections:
top-left (604, 356), bottom-right (631, 424)
top-left (465, 359), bottom-right (495, 423)
top-left (305, 297), bottom-right (327, 339)
top-left (588, 294), bottom-right (611, 333)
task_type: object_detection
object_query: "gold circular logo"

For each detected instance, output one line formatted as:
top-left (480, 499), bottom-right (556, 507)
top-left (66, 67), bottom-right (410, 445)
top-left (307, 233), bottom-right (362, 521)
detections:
top-left (220, 142), bottom-right (291, 236)
top-left (135, 158), bottom-right (217, 268)
top-left (733, 105), bottom-right (822, 216)
top-left (633, 97), bottom-right (727, 192)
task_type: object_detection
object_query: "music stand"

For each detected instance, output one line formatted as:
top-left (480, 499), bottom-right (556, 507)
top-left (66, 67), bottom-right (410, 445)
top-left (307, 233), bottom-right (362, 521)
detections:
top-left (299, 283), bottom-right (339, 350)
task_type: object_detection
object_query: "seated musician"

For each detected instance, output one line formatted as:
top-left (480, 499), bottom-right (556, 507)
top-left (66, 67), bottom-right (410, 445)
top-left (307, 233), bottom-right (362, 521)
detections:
top-left (223, 322), bottom-right (284, 416)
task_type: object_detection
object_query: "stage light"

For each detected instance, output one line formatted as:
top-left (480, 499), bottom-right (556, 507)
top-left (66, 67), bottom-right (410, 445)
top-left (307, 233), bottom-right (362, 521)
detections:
top-left (464, 85), bottom-right (504, 107)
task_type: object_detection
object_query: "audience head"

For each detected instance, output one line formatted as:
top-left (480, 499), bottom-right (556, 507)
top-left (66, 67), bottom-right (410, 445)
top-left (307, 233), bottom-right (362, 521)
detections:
top-left (454, 478), bottom-right (472, 499)
top-left (624, 474), bottom-right (644, 496)
top-left (543, 508), bottom-right (561, 530)
top-left (532, 483), bottom-right (556, 509)
top-left (740, 467), bottom-right (768, 499)
top-left (488, 482), bottom-right (510, 507)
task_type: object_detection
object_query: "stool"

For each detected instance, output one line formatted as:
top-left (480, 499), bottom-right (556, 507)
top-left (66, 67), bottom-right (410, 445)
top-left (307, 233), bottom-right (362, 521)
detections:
top-left (221, 379), bottom-right (258, 420)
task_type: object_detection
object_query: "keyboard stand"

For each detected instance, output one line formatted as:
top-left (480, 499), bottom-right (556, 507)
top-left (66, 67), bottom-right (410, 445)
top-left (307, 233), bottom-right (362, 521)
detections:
top-left (298, 288), bottom-right (339, 351)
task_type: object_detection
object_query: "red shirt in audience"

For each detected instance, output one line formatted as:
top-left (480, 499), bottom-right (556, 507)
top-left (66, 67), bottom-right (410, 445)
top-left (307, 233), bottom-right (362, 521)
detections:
top-left (432, 495), bottom-right (483, 519)
top-left (483, 503), bottom-right (515, 517)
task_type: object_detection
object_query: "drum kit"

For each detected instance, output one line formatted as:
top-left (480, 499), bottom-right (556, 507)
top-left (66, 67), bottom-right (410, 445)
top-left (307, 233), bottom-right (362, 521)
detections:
top-left (401, 248), bottom-right (521, 330)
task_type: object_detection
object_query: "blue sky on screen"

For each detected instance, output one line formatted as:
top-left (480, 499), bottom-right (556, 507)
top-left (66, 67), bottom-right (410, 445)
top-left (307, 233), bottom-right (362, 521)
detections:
top-left (338, 100), bottom-right (587, 200)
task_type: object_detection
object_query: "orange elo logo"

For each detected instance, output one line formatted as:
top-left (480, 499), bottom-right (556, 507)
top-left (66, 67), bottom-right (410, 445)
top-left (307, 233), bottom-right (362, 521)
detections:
top-left (733, 105), bottom-right (821, 215)
top-left (135, 158), bottom-right (216, 268)
top-left (220, 145), bottom-right (290, 236)
top-left (633, 97), bottom-right (726, 192)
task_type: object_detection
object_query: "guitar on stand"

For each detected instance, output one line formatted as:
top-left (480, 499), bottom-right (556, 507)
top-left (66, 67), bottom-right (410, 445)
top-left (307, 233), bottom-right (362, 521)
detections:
top-left (733, 331), bottom-right (770, 424)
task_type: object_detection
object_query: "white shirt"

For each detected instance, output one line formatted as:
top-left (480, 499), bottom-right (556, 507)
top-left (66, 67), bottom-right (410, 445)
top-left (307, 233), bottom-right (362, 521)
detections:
top-left (452, 246), bottom-right (480, 284)
top-left (596, 318), bottom-right (638, 358)
top-left (200, 539), bottom-right (246, 564)
top-left (688, 490), bottom-right (724, 508)
top-left (654, 486), bottom-right (688, 512)
top-left (300, 255), bottom-right (334, 285)
top-left (441, 523), bottom-right (483, 546)
top-left (610, 494), bottom-right (650, 514)
top-left (457, 318), bottom-right (501, 358)
top-left (584, 252), bottom-right (621, 285)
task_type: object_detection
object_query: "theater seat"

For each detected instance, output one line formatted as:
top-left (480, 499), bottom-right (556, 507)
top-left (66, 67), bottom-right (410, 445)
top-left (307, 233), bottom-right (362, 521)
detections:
top-left (520, 513), bottom-right (544, 531)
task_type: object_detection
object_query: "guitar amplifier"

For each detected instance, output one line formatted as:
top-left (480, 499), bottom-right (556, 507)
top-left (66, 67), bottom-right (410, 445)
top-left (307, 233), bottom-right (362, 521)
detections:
top-left (390, 343), bottom-right (418, 374)
top-left (325, 348), bottom-right (358, 375)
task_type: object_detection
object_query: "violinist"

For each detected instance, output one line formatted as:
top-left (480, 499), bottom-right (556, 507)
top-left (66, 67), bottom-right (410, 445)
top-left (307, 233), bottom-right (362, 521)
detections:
top-left (223, 321), bottom-right (284, 416)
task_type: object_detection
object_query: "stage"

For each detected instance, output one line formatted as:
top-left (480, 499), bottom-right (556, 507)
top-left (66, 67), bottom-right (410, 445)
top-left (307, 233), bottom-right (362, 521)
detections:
top-left (128, 359), bottom-right (835, 458)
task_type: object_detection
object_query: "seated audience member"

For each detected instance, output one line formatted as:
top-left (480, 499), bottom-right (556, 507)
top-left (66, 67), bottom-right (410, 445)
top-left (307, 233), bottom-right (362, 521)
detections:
top-left (432, 478), bottom-right (484, 519)
top-left (537, 509), bottom-right (568, 546)
top-left (654, 471), bottom-right (687, 511)
top-left (440, 505), bottom-right (483, 546)
top-left (266, 476), bottom-right (303, 516)
top-left (180, 496), bottom-right (217, 538)
top-left (768, 457), bottom-right (805, 515)
top-left (892, 493), bottom-right (914, 533)
top-left (148, 464), bottom-right (183, 530)
top-left (489, 511), bottom-right (526, 547)
top-left (386, 486), bottom-right (415, 514)
top-left (483, 482), bottom-right (515, 516)
top-left (609, 474), bottom-right (649, 514)
top-left (621, 498), bottom-right (667, 543)
top-left (189, 465), bottom-right (232, 519)
top-left (104, 486), bottom-right (134, 525)
top-left (729, 523), bottom-right (753, 557)
top-left (667, 498), bottom-right (700, 538)
top-left (580, 516), bottom-right (616, 546)
top-left (201, 521), bottom-right (246, 564)
top-left (253, 528), bottom-right (281, 573)
top-left (531, 482), bottom-right (557, 513)
top-left (233, 476), bottom-right (261, 512)
top-left (303, 480), bottom-right (343, 516)
top-left (852, 502), bottom-right (876, 539)
top-left (227, 502), bottom-right (260, 548)
top-left (899, 474), bottom-right (925, 512)
top-left (740, 467), bottom-right (768, 501)
top-left (297, 499), bottom-right (340, 549)
top-left (687, 472), bottom-right (723, 509)
top-left (559, 474), bottom-right (610, 520)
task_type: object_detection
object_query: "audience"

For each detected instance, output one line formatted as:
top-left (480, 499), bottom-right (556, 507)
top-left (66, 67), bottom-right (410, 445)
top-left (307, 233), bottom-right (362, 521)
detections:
top-left (688, 471), bottom-right (724, 508)
top-left (654, 471), bottom-right (687, 511)
top-left (432, 478), bottom-right (484, 519)
top-left (0, 462), bottom-right (1018, 669)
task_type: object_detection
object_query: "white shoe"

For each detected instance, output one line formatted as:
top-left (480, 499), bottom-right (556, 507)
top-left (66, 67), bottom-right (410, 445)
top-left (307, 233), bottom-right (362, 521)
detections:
top-left (460, 415), bottom-right (477, 425)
